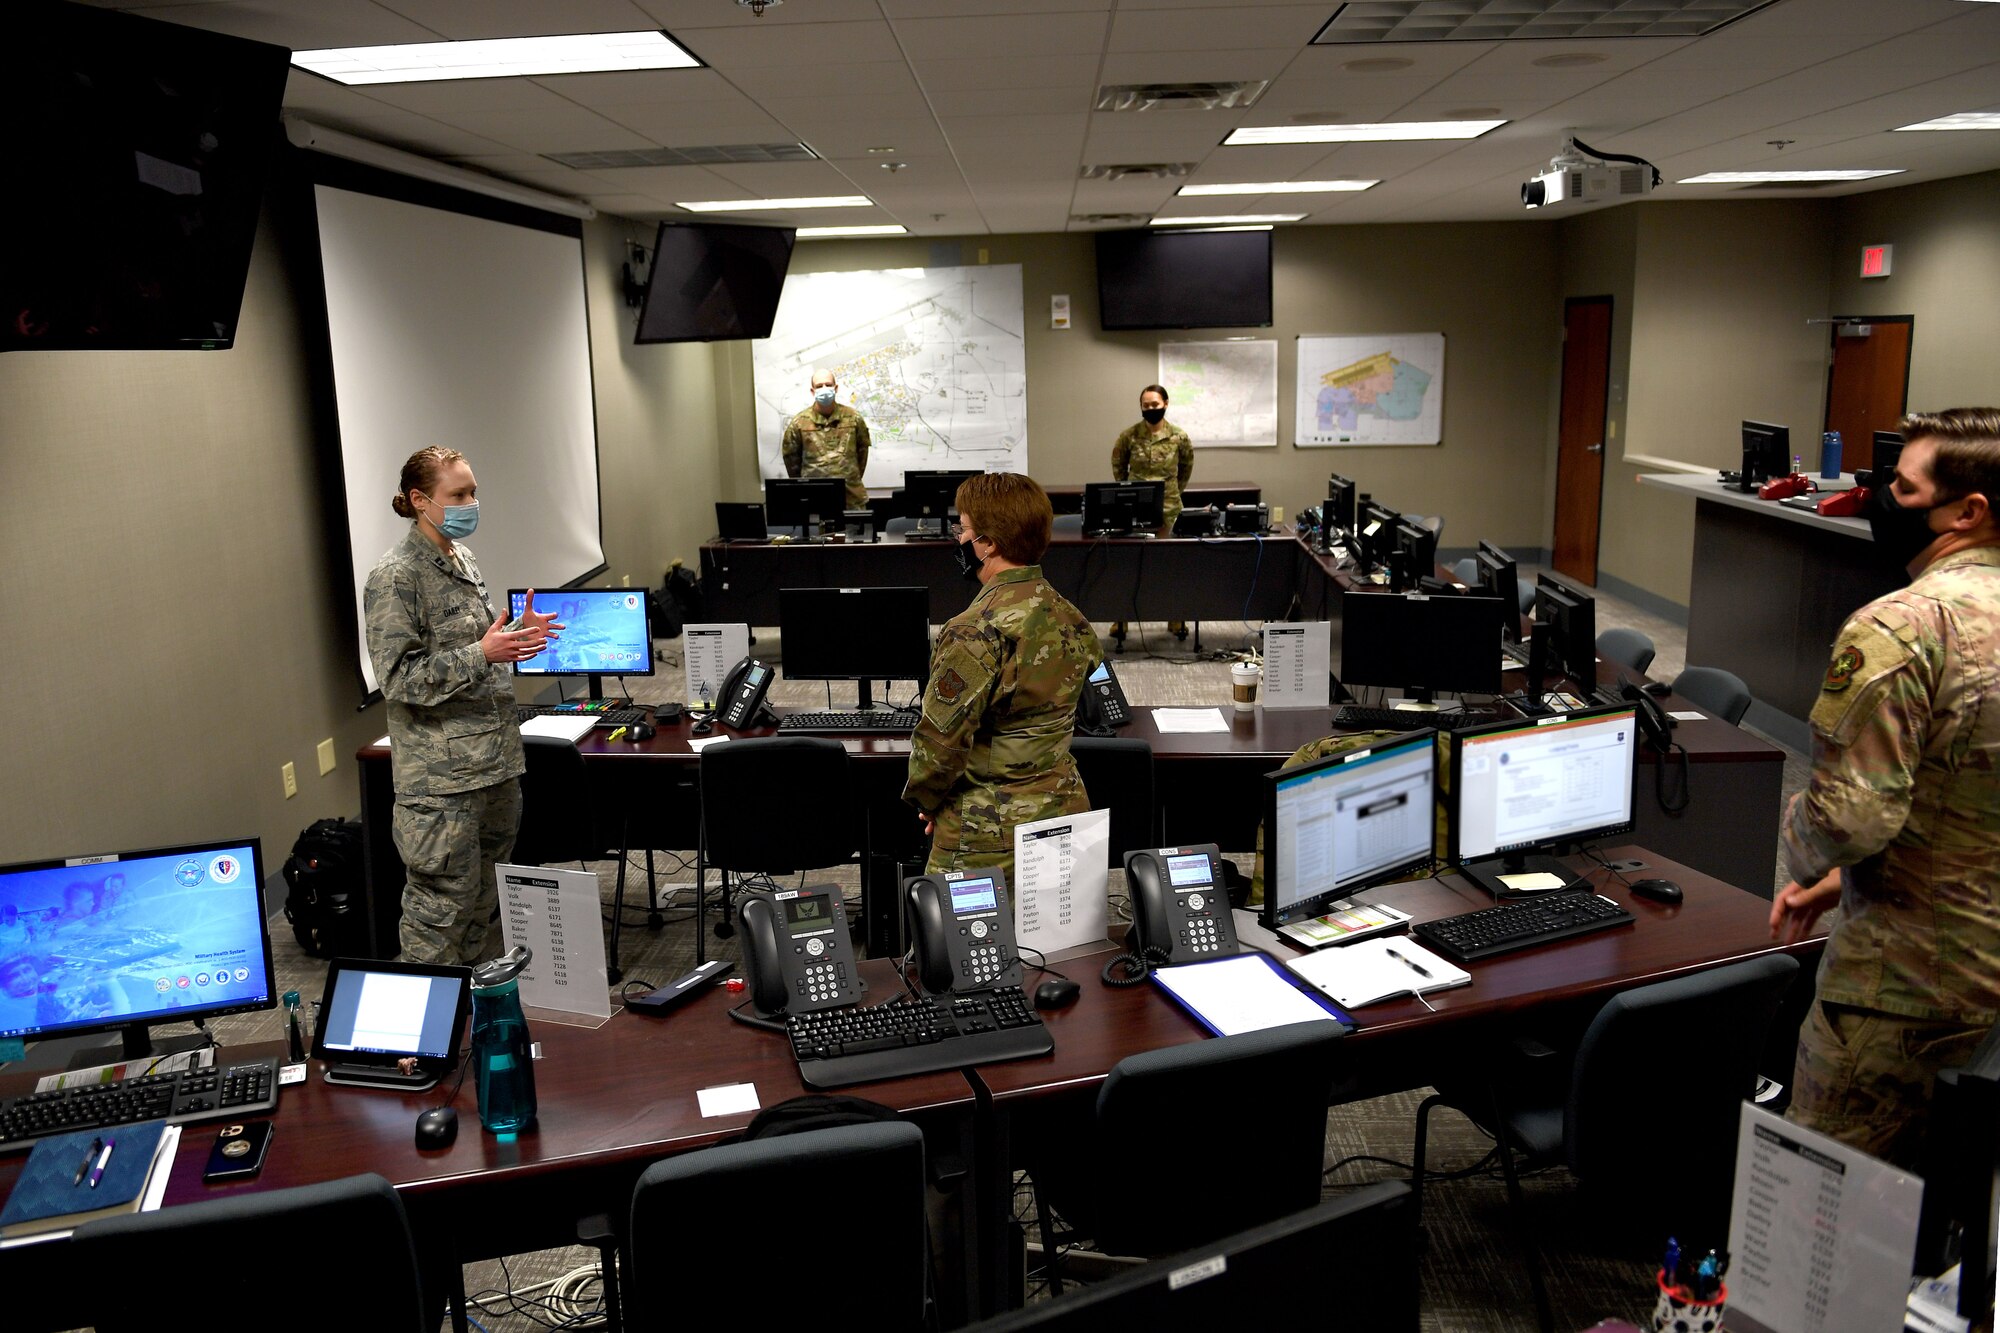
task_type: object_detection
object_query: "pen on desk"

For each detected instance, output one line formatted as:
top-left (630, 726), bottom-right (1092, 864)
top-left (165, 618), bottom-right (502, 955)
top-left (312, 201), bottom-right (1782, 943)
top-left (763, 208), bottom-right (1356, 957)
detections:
top-left (87, 1137), bottom-right (115, 1188)
top-left (1383, 946), bottom-right (1433, 978)
top-left (74, 1136), bottom-right (102, 1187)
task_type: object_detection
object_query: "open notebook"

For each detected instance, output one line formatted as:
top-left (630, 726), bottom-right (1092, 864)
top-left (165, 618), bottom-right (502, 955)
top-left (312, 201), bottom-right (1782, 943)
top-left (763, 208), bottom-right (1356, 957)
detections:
top-left (1284, 936), bottom-right (1470, 1009)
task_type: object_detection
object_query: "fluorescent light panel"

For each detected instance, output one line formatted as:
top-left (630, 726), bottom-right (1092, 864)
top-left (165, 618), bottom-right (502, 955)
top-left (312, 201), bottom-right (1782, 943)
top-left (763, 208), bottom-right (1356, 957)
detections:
top-left (1152, 213), bottom-right (1306, 226)
top-left (1896, 111), bottom-right (2000, 131)
top-left (677, 195), bottom-right (873, 212)
top-left (294, 31), bottom-right (697, 85)
top-left (1176, 225), bottom-right (1274, 233)
top-left (1178, 179), bottom-right (1377, 196)
top-left (1678, 170), bottom-right (1904, 183)
top-left (1224, 120), bottom-right (1505, 145)
top-left (798, 225), bottom-right (909, 238)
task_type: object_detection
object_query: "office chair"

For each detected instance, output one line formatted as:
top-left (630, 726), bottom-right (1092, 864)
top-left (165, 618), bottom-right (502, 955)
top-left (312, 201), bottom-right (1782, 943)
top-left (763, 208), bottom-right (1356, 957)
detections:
top-left (696, 735), bottom-right (863, 962)
top-left (73, 1172), bottom-right (428, 1332)
top-left (1518, 583), bottom-right (1537, 615)
top-left (1673, 665), bottom-right (1754, 726)
top-left (515, 735), bottom-right (658, 984)
top-left (1595, 627), bottom-right (1657, 676)
top-left (1026, 1020), bottom-right (1344, 1294)
top-left (627, 1122), bottom-right (930, 1331)
top-left (1069, 737), bottom-right (1157, 867)
top-left (1410, 953), bottom-right (1798, 1333)
top-left (1450, 556), bottom-right (1479, 585)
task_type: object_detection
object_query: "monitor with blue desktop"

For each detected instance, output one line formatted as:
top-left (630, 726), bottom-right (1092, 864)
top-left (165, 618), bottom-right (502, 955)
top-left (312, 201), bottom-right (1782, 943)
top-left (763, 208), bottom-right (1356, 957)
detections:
top-left (779, 585), bottom-right (932, 712)
top-left (0, 838), bottom-right (275, 1060)
top-left (1447, 704), bottom-right (1638, 898)
top-left (1262, 729), bottom-right (1437, 929)
top-left (1340, 589), bottom-right (1508, 705)
top-left (509, 587), bottom-right (654, 703)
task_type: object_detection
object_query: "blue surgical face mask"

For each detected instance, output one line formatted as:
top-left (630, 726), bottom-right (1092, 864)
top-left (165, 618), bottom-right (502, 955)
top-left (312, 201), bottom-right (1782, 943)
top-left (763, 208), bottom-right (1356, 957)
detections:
top-left (814, 387), bottom-right (837, 407)
top-left (426, 495), bottom-right (479, 539)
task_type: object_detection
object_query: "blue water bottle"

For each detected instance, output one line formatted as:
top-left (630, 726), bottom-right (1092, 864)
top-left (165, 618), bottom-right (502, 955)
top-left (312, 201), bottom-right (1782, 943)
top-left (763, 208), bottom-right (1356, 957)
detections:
top-left (470, 946), bottom-right (538, 1134)
top-left (1821, 430), bottom-right (1843, 480)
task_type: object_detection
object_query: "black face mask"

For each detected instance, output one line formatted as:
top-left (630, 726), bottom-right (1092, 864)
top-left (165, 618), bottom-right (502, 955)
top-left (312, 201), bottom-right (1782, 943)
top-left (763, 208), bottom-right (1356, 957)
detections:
top-left (1141, 407), bottom-right (1166, 425)
top-left (954, 537), bottom-right (985, 583)
top-left (1866, 483), bottom-right (1950, 573)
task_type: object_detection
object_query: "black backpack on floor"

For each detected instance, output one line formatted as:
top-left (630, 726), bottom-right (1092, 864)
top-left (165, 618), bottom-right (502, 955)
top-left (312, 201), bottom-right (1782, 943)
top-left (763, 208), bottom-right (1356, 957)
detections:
top-left (282, 817), bottom-right (365, 958)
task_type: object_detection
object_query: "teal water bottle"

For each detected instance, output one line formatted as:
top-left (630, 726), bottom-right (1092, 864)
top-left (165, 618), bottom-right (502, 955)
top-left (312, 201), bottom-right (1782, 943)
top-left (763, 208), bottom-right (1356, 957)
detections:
top-left (470, 947), bottom-right (537, 1134)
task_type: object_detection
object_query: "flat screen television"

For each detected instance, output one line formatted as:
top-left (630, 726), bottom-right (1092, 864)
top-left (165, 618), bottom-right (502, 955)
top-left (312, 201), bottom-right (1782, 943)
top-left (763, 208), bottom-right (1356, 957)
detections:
top-left (2, 1), bottom-right (291, 352)
top-left (1095, 229), bottom-right (1273, 331)
top-left (635, 222), bottom-right (796, 343)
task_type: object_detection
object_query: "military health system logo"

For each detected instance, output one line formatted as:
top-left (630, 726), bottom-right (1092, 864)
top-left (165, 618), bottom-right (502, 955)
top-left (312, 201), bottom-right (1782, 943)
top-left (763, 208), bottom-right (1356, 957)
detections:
top-left (209, 854), bottom-right (242, 884)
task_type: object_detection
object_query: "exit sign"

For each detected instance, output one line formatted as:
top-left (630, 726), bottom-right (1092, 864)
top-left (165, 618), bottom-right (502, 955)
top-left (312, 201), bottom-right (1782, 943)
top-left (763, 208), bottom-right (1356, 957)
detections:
top-left (1860, 244), bottom-right (1894, 278)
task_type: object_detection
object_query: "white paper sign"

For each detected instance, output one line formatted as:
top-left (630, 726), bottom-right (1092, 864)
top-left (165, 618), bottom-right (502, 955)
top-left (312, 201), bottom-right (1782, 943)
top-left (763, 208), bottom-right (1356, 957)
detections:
top-left (1012, 808), bottom-right (1112, 957)
top-left (683, 623), bottom-right (749, 709)
top-left (1727, 1103), bottom-right (1922, 1333)
top-left (1262, 623), bottom-right (1331, 709)
top-left (498, 863), bottom-right (612, 1019)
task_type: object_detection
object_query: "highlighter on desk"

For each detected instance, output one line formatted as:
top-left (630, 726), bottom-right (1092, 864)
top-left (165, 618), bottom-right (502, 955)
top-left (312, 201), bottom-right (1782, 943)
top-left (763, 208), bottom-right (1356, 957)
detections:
top-left (605, 726), bottom-right (627, 743)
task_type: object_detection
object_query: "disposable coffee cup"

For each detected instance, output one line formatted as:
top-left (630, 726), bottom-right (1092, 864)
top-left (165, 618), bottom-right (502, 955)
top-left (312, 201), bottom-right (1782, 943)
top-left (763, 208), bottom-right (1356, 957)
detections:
top-left (1231, 662), bottom-right (1261, 712)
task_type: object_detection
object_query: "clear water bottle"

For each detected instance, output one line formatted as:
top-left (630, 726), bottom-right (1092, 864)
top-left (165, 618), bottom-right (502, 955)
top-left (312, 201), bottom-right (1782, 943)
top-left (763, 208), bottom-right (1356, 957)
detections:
top-left (1821, 430), bottom-right (1843, 480)
top-left (470, 947), bottom-right (537, 1134)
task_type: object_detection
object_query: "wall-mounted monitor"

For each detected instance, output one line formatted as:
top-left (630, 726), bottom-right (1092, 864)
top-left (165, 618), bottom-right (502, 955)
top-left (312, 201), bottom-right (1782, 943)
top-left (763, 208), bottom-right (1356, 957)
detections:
top-left (1094, 229), bottom-right (1273, 331)
top-left (635, 222), bottom-right (797, 343)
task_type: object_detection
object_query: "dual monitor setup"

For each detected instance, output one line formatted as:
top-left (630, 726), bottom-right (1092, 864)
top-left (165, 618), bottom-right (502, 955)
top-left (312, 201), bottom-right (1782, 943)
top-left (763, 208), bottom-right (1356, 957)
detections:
top-left (1320, 473), bottom-right (1442, 590)
top-left (1734, 419), bottom-right (1905, 493)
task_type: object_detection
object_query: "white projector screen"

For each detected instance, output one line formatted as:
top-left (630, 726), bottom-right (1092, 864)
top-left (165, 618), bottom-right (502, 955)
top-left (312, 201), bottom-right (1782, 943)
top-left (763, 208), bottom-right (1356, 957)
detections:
top-left (312, 179), bottom-right (604, 695)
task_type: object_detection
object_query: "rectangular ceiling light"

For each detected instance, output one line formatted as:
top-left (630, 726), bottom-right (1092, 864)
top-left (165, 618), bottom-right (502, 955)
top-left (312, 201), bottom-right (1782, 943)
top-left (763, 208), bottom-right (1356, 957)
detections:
top-left (1179, 179), bottom-right (1378, 196)
top-left (1224, 120), bottom-right (1505, 145)
top-left (676, 195), bottom-right (873, 212)
top-left (1176, 225), bottom-right (1275, 233)
top-left (294, 30), bottom-right (698, 85)
top-left (798, 225), bottom-right (909, 238)
top-left (1677, 170), bottom-right (1904, 183)
top-left (1151, 213), bottom-right (1306, 226)
top-left (1896, 111), bottom-right (2000, 130)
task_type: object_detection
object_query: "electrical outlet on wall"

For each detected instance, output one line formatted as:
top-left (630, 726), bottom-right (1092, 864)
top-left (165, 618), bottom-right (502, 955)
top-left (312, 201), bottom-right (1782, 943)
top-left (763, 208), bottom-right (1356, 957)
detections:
top-left (622, 574), bottom-right (631, 587)
top-left (281, 762), bottom-right (298, 799)
top-left (316, 739), bottom-right (336, 776)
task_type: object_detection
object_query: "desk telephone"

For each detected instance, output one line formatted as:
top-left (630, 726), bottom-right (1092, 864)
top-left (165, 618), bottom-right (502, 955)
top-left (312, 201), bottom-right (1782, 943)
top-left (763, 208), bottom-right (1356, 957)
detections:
top-left (905, 870), bottom-right (1024, 992)
top-left (1125, 844), bottom-right (1239, 963)
top-left (715, 655), bottom-right (778, 729)
top-left (738, 886), bottom-right (861, 1015)
top-left (1076, 659), bottom-right (1131, 732)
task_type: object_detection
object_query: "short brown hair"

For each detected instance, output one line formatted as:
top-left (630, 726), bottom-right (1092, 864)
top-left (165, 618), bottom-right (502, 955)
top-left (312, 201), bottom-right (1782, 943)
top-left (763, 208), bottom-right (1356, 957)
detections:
top-left (1899, 408), bottom-right (2000, 501)
top-left (392, 446), bottom-right (466, 518)
top-left (956, 473), bottom-right (1053, 565)
top-left (1141, 383), bottom-right (1169, 403)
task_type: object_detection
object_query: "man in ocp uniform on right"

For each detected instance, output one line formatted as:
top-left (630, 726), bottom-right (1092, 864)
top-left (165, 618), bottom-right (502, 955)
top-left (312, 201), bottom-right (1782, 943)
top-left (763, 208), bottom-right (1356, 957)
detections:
top-left (1770, 408), bottom-right (2000, 1168)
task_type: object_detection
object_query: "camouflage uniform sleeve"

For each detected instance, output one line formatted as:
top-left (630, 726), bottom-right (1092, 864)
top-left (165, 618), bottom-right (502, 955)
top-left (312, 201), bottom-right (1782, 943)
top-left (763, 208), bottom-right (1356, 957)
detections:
top-left (853, 413), bottom-right (870, 478)
top-left (364, 564), bottom-right (490, 706)
top-left (1177, 431), bottom-right (1194, 487)
top-left (1781, 609), bottom-right (1933, 885)
top-left (903, 623), bottom-right (1000, 814)
top-left (1110, 430), bottom-right (1130, 482)
top-left (780, 419), bottom-right (802, 478)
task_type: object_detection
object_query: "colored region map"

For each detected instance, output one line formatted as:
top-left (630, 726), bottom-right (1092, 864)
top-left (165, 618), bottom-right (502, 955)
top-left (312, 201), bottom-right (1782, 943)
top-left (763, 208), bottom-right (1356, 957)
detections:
top-left (753, 264), bottom-right (1027, 485)
top-left (1157, 340), bottom-right (1278, 447)
top-left (1294, 334), bottom-right (1445, 446)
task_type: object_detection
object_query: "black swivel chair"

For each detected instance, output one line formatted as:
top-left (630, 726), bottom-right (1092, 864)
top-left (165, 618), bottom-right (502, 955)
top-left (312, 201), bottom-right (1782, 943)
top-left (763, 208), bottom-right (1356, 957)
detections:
top-left (1069, 736), bottom-right (1158, 867)
top-left (1411, 953), bottom-right (1799, 1333)
top-left (1595, 627), bottom-right (1657, 676)
top-left (1673, 665), bottom-right (1754, 725)
top-left (696, 735), bottom-right (864, 963)
top-left (73, 1172), bottom-right (428, 1331)
top-left (627, 1122), bottom-right (930, 1331)
top-left (515, 735), bottom-right (658, 984)
top-left (1027, 1020), bottom-right (1344, 1294)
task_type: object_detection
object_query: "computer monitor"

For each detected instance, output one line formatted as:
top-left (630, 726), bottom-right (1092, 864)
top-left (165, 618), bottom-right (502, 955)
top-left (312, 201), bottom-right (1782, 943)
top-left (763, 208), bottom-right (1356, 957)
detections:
top-left (1356, 500), bottom-right (1400, 570)
top-left (1326, 473), bottom-right (1359, 534)
top-left (779, 585), bottom-right (932, 711)
top-left (1916, 1019), bottom-right (2000, 1324)
top-left (1741, 420), bottom-right (1792, 489)
top-left (902, 469), bottom-right (979, 537)
top-left (1394, 519), bottom-right (1439, 580)
top-left (764, 477), bottom-right (847, 536)
top-left (0, 837), bottom-right (276, 1060)
top-left (508, 587), bottom-right (655, 702)
top-left (1475, 542), bottom-right (1523, 644)
top-left (1339, 590), bottom-right (1508, 704)
top-left (714, 501), bottom-right (768, 542)
top-left (1447, 704), bottom-right (1638, 898)
top-left (1532, 573), bottom-right (1598, 685)
top-left (1083, 481), bottom-right (1165, 536)
top-left (972, 1182), bottom-right (1416, 1330)
top-left (1263, 729), bottom-right (1437, 929)
top-left (1871, 430), bottom-right (1905, 481)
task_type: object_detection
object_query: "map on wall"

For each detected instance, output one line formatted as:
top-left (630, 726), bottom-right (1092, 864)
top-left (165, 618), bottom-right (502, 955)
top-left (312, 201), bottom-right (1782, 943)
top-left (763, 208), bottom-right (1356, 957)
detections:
top-left (1294, 333), bottom-right (1446, 446)
top-left (1157, 340), bottom-right (1278, 448)
top-left (753, 264), bottom-right (1027, 484)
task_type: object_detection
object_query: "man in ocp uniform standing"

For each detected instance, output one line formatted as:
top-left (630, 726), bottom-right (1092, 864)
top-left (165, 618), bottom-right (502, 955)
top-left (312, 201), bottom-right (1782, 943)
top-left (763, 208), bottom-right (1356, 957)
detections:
top-left (782, 366), bottom-right (872, 510)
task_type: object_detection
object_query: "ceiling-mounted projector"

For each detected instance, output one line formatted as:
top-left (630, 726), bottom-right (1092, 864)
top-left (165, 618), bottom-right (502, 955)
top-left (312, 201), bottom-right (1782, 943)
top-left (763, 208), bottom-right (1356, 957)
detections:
top-left (1522, 135), bottom-right (1659, 210)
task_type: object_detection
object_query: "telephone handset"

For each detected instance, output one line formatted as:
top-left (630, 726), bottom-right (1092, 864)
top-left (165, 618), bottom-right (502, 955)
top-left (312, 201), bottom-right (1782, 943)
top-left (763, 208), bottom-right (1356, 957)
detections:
top-left (737, 886), bottom-right (861, 1015)
top-left (1620, 683), bottom-right (1676, 752)
top-left (1124, 844), bottom-right (1239, 963)
top-left (905, 869), bottom-right (1024, 993)
top-left (1076, 659), bottom-right (1131, 732)
top-left (716, 655), bottom-right (777, 729)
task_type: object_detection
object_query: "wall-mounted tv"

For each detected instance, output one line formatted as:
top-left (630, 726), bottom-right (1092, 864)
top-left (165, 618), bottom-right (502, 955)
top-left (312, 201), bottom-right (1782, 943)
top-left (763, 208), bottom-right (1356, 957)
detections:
top-left (635, 222), bottom-right (798, 343)
top-left (1094, 229), bottom-right (1274, 331)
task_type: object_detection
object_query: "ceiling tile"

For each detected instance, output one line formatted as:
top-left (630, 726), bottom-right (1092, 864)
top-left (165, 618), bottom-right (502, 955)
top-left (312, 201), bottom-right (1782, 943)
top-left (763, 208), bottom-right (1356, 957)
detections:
top-left (373, 0), bottom-right (661, 41)
top-left (448, 106), bottom-right (657, 154)
top-left (882, 0), bottom-right (1111, 15)
top-left (594, 105), bottom-right (794, 140)
top-left (1095, 50), bottom-right (1296, 85)
top-left (125, 0), bottom-right (438, 47)
top-left (893, 11), bottom-right (1111, 59)
top-left (907, 54), bottom-right (1103, 91)
top-left (724, 60), bottom-right (923, 98)
top-left (701, 161), bottom-right (866, 193)
top-left (530, 68), bottom-right (738, 104)
top-left (360, 77), bottom-right (585, 115)
top-left (673, 19), bottom-right (902, 67)
top-left (635, 0), bottom-right (888, 26)
top-left (1107, 6), bottom-right (1329, 53)
top-left (927, 87), bottom-right (1097, 118)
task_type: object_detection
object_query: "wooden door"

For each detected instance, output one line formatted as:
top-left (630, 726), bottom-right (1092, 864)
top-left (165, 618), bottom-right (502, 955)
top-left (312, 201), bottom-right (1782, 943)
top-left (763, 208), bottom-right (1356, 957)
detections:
top-left (1824, 317), bottom-right (1912, 475)
top-left (1553, 296), bottom-right (1613, 585)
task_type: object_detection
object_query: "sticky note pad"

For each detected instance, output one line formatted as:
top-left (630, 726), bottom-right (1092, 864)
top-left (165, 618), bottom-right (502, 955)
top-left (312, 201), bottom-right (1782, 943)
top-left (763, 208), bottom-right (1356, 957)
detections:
top-left (697, 1082), bottom-right (760, 1118)
top-left (1497, 871), bottom-right (1568, 893)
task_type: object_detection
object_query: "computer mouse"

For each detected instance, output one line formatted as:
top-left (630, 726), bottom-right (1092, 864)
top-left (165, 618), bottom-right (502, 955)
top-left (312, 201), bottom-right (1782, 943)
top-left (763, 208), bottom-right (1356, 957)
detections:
top-left (628, 720), bottom-right (656, 742)
top-left (1630, 878), bottom-right (1683, 905)
top-left (1034, 977), bottom-right (1081, 1010)
top-left (414, 1106), bottom-right (459, 1150)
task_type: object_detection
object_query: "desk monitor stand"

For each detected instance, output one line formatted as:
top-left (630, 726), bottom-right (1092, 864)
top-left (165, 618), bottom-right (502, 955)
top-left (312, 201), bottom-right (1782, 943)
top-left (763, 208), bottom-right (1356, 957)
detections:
top-left (1460, 849), bottom-right (1577, 900)
top-left (323, 1062), bottom-right (445, 1093)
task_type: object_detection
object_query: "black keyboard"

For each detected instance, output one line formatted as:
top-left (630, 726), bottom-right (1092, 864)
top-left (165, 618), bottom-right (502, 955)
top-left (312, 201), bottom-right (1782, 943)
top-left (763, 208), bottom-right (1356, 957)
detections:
top-left (0, 1055), bottom-right (281, 1155)
top-left (1332, 706), bottom-right (1505, 732)
top-left (776, 710), bottom-right (921, 735)
top-left (787, 988), bottom-right (1052, 1089)
top-left (1412, 891), bottom-right (1635, 963)
top-left (517, 705), bottom-right (650, 727)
